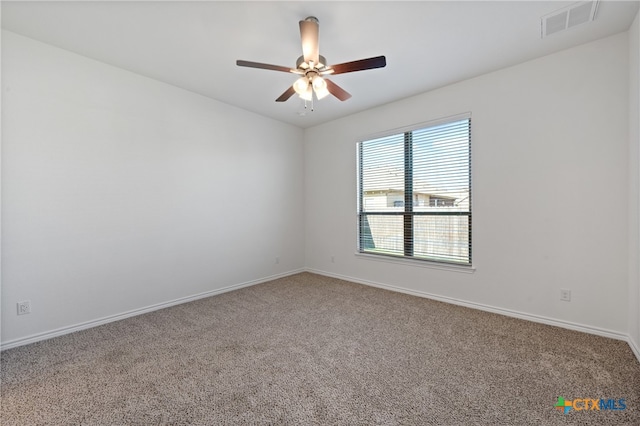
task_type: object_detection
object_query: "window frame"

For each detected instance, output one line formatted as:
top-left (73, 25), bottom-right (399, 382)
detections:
top-left (356, 113), bottom-right (472, 267)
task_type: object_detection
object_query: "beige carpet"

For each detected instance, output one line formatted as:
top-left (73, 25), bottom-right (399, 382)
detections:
top-left (1, 272), bottom-right (639, 425)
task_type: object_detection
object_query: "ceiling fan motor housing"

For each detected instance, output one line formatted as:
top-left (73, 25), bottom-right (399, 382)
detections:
top-left (296, 55), bottom-right (327, 70)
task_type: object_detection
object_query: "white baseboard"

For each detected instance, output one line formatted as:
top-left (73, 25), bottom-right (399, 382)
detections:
top-left (630, 336), bottom-right (640, 363)
top-left (306, 268), bottom-right (633, 345)
top-left (4, 267), bottom-right (639, 365)
top-left (0, 268), bottom-right (305, 351)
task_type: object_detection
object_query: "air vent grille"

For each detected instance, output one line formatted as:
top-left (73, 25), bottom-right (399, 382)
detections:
top-left (541, 1), bottom-right (599, 38)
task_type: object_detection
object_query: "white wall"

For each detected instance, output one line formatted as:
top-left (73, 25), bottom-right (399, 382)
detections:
top-left (629, 11), bottom-right (640, 359)
top-left (305, 33), bottom-right (630, 337)
top-left (2, 25), bottom-right (637, 354)
top-left (1, 31), bottom-right (305, 347)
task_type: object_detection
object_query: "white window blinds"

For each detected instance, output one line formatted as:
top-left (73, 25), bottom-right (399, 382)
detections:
top-left (358, 116), bottom-right (471, 265)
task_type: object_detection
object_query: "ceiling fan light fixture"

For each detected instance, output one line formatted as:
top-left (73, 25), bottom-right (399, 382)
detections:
top-left (293, 76), bottom-right (310, 95)
top-left (299, 84), bottom-right (313, 101)
top-left (314, 86), bottom-right (330, 100)
top-left (312, 76), bottom-right (330, 99)
top-left (312, 75), bottom-right (326, 91)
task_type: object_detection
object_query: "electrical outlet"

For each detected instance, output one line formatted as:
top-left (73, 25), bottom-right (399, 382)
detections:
top-left (331, 255), bottom-right (335, 263)
top-left (275, 256), bottom-right (280, 264)
top-left (17, 300), bottom-right (31, 315)
top-left (560, 289), bottom-right (571, 302)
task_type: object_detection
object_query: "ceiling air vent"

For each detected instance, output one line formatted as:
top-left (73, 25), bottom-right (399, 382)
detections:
top-left (541, 1), bottom-right (599, 38)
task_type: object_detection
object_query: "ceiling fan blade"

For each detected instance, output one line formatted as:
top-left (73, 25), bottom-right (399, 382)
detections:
top-left (328, 56), bottom-right (386, 75)
top-left (325, 79), bottom-right (352, 101)
top-left (299, 17), bottom-right (320, 65)
top-left (276, 85), bottom-right (296, 102)
top-left (236, 60), bottom-right (294, 73)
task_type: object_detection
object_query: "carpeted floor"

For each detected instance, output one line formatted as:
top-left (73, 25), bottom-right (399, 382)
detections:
top-left (1, 272), bottom-right (639, 425)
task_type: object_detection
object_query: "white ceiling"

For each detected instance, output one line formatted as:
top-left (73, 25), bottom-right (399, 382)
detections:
top-left (2, 1), bottom-right (638, 128)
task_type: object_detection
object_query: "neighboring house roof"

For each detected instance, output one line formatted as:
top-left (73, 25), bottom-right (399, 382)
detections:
top-left (362, 166), bottom-right (468, 203)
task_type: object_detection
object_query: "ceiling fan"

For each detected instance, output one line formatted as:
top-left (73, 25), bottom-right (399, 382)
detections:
top-left (236, 16), bottom-right (386, 103)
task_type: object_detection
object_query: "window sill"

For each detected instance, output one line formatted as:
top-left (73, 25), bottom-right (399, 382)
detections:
top-left (354, 252), bottom-right (476, 274)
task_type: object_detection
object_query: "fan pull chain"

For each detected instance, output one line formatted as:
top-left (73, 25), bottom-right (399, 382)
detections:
top-left (304, 98), bottom-right (315, 112)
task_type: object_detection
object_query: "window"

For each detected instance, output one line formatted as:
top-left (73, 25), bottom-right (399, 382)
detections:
top-left (357, 115), bottom-right (471, 265)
